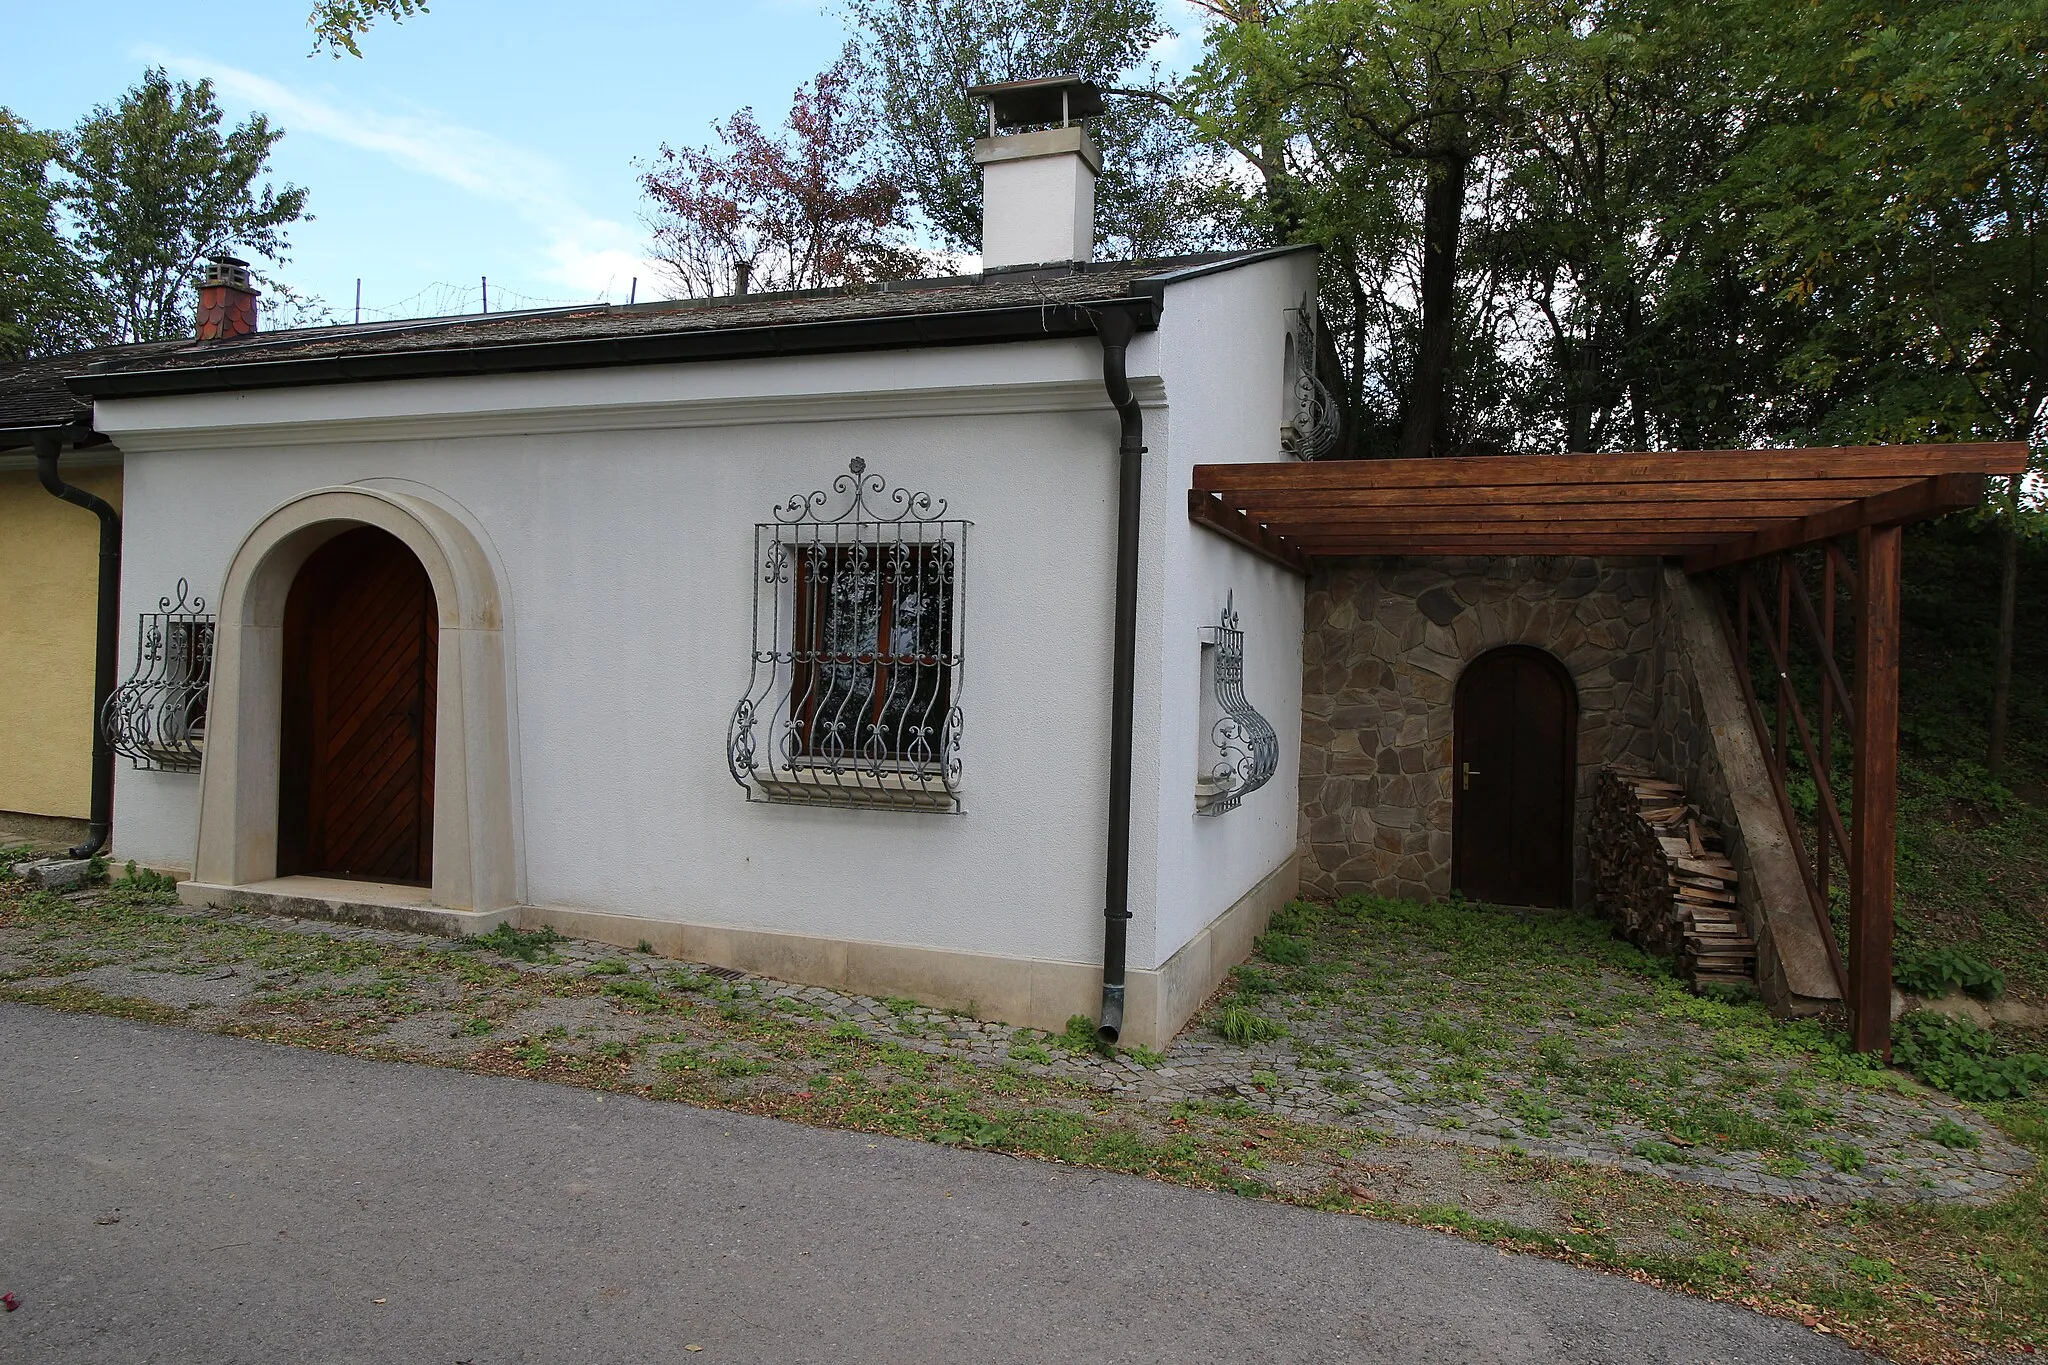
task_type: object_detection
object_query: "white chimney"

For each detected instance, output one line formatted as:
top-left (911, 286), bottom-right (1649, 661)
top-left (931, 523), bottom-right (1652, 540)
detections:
top-left (968, 77), bottom-right (1104, 269)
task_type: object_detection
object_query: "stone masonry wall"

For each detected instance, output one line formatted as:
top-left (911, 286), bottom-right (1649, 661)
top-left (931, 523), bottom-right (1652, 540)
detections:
top-left (1298, 556), bottom-right (1661, 906)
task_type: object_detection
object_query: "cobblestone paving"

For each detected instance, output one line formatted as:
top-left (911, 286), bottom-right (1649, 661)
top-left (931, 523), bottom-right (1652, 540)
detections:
top-left (126, 896), bottom-right (2032, 1208)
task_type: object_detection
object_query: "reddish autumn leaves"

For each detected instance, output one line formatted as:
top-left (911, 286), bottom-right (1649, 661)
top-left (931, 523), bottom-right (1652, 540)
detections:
top-left (639, 61), bottom-right (931, 299)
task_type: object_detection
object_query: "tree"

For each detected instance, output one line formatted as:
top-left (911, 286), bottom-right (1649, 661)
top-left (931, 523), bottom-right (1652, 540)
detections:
top-left (61, 69), bottom-right (309, 343)
top-left (0, 110), bottom-right (106, 361)
top-left (844, 0), bottom-right (1242, 260)
top-left (306, 0), bottom-right (427, 57)
top-left (640, 61), bottom-right (928, 298)
top-left (1710, 0), bottom-right (2048, 771)
top-left (1191, 0), bottom-right (1583, 458)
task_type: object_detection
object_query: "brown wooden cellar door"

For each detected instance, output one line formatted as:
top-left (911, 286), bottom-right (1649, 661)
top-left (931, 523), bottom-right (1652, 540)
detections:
top-left (279, 526), bottom-right (438, 884)
top-left (1451, 646), bottom-right (1576, 908)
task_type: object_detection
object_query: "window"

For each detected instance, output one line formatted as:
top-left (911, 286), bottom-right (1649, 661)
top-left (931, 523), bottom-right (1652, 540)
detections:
top-left (730, 460), bottom-right (968, 812)
top-left (103, 579), bottom-right (216, 773)
top-left (789, 541), bottom-right (956, 765)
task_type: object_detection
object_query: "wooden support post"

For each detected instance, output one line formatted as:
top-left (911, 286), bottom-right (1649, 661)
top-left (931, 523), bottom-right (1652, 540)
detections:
top-left (1850, 525), bottom-right (1902, 1054)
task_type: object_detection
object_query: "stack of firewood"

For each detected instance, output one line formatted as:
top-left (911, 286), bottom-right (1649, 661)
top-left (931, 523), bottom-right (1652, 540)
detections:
top-left (1591, 767), bottom-right (1756, 990)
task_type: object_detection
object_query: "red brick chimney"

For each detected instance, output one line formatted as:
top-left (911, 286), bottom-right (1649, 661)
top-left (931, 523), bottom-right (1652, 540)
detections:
top-left (196, 256), bottom-right (260, 342)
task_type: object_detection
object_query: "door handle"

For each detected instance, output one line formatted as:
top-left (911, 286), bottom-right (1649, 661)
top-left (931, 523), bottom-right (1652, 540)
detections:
top-left (1461, 763), bottom-right (1481, 790)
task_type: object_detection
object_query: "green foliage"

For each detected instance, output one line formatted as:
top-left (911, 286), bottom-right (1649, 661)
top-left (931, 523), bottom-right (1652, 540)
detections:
top-left (0, 110), bottom-right (105, 359)
top-left (1267, 901), bottom-right (1323, 937)
top-left (1810, 1141), bottom-right (1870, 1181)
top-left (306, 0), bottom-right (428, 57)
top-left (1926, 1117), bottom-right (1981, 1150)
top-left (1007, 1040), bottom-right (1053, 1065)
top-left (1254, 931), bottom-right (1311, 966)
top-left (60, 69), bottom-right (308, 342)
top-left (1058, 1014), bottom-right (1107, 1054)
top-left (460, 923), bottom-right (563, 963)
top-left (1892, 1011), bottom-right (2048, 1102)
top-left (600, 978), bottom-right (662, 1006)
top-left (1895, 945), bottom-right (2006, 1002)
top-left (1215, 1001), bottom-right (1288, 1047)
top-left (105, 861), bottom-right (180, 908)
top-left (585, 959), bottom-right (629, 976)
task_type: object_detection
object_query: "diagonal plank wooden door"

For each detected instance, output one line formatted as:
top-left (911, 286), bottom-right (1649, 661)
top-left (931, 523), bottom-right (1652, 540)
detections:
top-left (279, 525), bottom-right (437, 884)
top-left (1451, 646), bottom-right (1576, 908)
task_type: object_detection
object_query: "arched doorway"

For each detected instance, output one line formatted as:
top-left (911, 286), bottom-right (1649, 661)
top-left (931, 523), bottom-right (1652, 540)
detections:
top-left (277, 525), bottom-right (438, 884)
top-left (1451, 646), bottom-right (1577, 907)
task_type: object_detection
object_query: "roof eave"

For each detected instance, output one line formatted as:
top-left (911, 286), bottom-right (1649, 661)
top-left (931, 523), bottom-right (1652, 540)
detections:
top-left (66, 293), bottom-right (1167, 402)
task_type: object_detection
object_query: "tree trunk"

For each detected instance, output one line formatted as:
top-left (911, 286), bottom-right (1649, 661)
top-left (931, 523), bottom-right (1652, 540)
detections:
top-left (1989, 473), bottom-right (2021, 779)
top-left (1399, 151), bottom-right (1469, 460)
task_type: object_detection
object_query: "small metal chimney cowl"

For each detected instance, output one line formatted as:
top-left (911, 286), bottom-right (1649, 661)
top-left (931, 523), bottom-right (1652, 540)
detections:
top-left (967, 76), bottom-right (1104, 270)
top-left (196, 254), bottom-right (260, 342)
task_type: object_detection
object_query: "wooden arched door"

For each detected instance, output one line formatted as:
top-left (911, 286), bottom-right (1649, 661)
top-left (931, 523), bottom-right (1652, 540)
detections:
top-left (278, 525), bottom-right (438, 884)
top-left (1451, 646), bottom-right (1576, 907)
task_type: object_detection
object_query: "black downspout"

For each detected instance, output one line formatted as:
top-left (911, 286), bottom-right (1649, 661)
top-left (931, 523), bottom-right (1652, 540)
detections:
top-left (1091, 306), bottom-right (1144, 1046)
top-left (32, 429), bottom-right (120, 859)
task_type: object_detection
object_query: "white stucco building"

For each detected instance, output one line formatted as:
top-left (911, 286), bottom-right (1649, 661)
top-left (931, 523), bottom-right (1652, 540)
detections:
top-left (51, 81), bottom-right (1320, 1047)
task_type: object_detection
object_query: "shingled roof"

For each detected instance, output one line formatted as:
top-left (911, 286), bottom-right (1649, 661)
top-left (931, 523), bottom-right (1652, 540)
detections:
top-left (0, 340), bottom-right (183, 441)
top-left (45, 248), bottom-right (1304, 403)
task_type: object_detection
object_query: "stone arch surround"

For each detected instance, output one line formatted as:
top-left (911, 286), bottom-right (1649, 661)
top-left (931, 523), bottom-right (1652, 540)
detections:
top-left (189, 485), bottom-right (519, 913)
top-left (1298, 555), bottom-right (1659, 906)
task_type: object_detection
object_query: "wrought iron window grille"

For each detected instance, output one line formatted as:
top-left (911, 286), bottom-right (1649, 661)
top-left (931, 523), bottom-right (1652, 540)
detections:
top-left (1280, 298), bottom-right (1342, 462)
top-left (729, 458), bottom-right (968, 813)
top-left (103, 578), bottom-right (216, 773)
top-left (1197, 592), bottom-right (1278, 816)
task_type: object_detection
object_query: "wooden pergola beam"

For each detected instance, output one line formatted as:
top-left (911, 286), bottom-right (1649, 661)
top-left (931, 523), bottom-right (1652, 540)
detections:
top-left (1193, 443), bottom-right (2027, 493)
top-left (1186, 490), bottom-right (1312, 576)
top-left (1683, 474), bottom-right (1989, 573)
top-left (1217, 479), bottom-right (1928, 512)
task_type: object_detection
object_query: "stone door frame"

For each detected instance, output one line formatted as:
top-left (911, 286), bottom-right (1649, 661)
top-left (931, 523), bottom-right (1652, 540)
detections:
top-left (190, 485), bottom-right (518, 912)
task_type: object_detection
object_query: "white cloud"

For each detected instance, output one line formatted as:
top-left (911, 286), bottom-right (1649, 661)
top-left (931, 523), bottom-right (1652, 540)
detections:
top-left (141, 49), bottom-right (662, 302)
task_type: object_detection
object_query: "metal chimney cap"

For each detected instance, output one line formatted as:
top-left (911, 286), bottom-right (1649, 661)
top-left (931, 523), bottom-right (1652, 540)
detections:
top-left (966, 76), bottom-right (1105, 130)
top-left (200, 255), bottom-right (255, 290)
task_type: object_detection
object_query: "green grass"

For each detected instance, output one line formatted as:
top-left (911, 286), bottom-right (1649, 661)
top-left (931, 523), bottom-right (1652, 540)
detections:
top-left (6, 877), bottom-right (2045, 1362)
top-left (1891, 522), bottom-right (2048, 1003)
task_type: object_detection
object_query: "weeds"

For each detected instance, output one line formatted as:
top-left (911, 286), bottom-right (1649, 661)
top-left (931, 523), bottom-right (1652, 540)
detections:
top-left (458, 923), bottom-right (564, 962)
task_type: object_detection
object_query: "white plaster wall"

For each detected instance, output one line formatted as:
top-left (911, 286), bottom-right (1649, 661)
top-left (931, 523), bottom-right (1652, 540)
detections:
top-left (1135, 254), bottom-right (1317, 970)
top-left (100, 255), bottom-right (1311, 975)
top-left (105, 340), bottom-right (1151, 968)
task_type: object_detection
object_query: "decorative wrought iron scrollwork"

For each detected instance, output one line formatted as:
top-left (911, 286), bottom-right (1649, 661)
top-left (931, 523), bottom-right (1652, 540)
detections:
top-left (1280, 298), bottom-right (1341, 461)
top-left (729, 458), bottom-right (968, 813)
top-left (1198, 592), bottom-right (1278, 815)
top-left (102, 579), bottom-right (215, 773)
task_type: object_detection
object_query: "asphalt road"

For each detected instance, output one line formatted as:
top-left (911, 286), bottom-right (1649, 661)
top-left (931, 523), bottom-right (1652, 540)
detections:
top-left (0, 1004), bottom-right (1867, 1364)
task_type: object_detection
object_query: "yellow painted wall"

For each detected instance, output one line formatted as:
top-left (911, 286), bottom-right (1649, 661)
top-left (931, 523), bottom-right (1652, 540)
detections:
top-left (0, 461), bottom-right (121, 818)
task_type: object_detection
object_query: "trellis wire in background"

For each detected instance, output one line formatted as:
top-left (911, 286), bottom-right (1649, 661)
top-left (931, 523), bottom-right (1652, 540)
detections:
top-left (1198, 592), bottom-right (1278, 815)
top-left (103, 579), bottom-right (215, 773)
top-left (729, 458), bottom-right (968, 813)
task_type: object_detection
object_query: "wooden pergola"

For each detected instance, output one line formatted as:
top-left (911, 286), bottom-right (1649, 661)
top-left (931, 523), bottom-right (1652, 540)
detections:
top-left (1192, 443), bottom-right (2030, 1052)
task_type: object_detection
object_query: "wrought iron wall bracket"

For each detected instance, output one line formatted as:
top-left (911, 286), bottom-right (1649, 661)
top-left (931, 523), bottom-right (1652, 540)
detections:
top-left (1197, 591), bottom-right (1278, 815)
top-left (728, 458), bottom-right (969, 814)
top-left (102, 579), bottom-right (215, 773)
top-left (1280, 297), bottom-right (1341, 462)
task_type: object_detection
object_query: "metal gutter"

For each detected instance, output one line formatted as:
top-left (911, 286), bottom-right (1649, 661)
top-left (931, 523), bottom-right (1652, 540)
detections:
top-left (67, 296), bottom-right (1164, 401)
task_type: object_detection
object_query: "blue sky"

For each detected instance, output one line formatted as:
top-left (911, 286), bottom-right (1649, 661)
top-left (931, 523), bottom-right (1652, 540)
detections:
top-left (3, 1), bottom-right (1205, 323)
